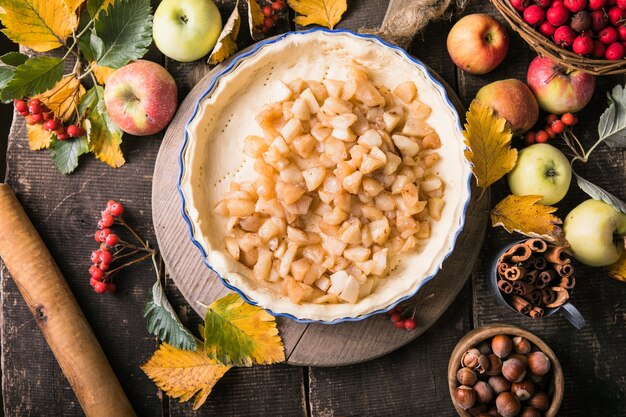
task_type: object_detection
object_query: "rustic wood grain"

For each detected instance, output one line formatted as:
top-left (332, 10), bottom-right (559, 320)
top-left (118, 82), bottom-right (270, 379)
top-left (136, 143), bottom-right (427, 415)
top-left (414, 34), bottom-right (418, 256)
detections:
top-left (462, 2), bottom-right (626, 416)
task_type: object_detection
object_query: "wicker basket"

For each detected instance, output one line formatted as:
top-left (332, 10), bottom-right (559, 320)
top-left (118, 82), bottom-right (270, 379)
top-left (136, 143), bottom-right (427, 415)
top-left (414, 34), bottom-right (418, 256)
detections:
top-left (491, 0), bottom-right (626, 76)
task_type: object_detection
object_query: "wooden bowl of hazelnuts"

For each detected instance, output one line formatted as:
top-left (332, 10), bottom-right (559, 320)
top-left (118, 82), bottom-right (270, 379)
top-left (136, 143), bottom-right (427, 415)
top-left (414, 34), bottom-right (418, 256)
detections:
top-left (448, 324), bottom-right (564, 417)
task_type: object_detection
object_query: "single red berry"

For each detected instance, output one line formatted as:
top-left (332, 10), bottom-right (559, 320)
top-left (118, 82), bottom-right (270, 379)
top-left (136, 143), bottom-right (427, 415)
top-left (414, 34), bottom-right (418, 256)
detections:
top-left (94, 281), bottom-right (107, 294)
top-left (606, 41), bottom-right (626, 59)
top-left (536, 0), bottom-right (553, 7)
top-left (545, 114), bottom-right (559, 124)
top-left (618, 0), bottom-right (626, 10)
top-left (89, 277), bottom-right (99, 288)
top-left (107, 283), bottom-right (116, 293)
top-left (600, 26), bottom-right (619, 44)
top-left (573, 35), bottom-right (594, 54)
top-left (546, 4), bottom-right (570, 26)
top-left (551, 119), bottom-right (566, 133)
top-left (18, 110), bottom-right (30, 117)
top-left (535, 130), bottom-right (549, 143)
top-left (589, 0), bottom-right (607, 8)
top-left (524, 131), bottom-right (536, 146)
top-left (618, 25), bottom-right (626, 41)
top-left (99, 242), bottom-right (109, 251)
top-left (561, 112), bottom-right (576, 125)
top-left (76, 126), bottom-right (86, 136)
top-left (99, 228), bottom-right (111, 242)
top-left (609, 0), bottom-right (618, 4)
top-left (100, 250), bottom-right (113, 265)
top-left (29, 102), bottom-right (42, 115)
top-left (94, 230), bottom-right (102, 242)
top-left (390, 312), bottom-right (402, 323)
top-left (591, 10), bottom-right (609, 31)
top-left (43, 111), bottom-right (54, 120)
top-left (91, 250), bottom-right (102, 264)
top-left (564, 0), bottom-right (588, 12)
top-left (42, 119), bottom-right (58, 131)
top-left (56, 132), bottom-right (70, 141)
top-left (90, 265), bottom-right (104, 280)
top-left (263, 5), bottom-right (272, 16)
top-left (394, 320), bottom-right (406, 329)
top-left (14, 100), bottom-right (27, 112)
top-left (28, 98), bottom-right (40, 106)
top-left (97, 219), bottom-right (105, 230)
top-left (554, 25), bottom-right (576, 46)
top-left (105, 233), bottom-right (119, 247)
top-left (510, 0), bottom-right (529, 11)
top-left (524, 5), bottom-right (546, 24)
top-left (608, 6), bottom-right (625, 25)
top-left (264, 17), bottom-right (274, 28)
top-left (404, 318), bottom-right (417, 330)
top-left (272, 1), bottom-right (285, 10)
top-left (545, 126), bottom-right (556, 139)
top-left (101, 212), bottom-right (114, 228)
top-left (67, 124), bottom-right (80, 137)
top-left (538, 20), bottom-right (557, 36)
top-left (109, 202), bottom-right (124, 217)
top-left (593, 40), bottom-right (607, 58)
top-left (99, 262), bottom-right (110, 271)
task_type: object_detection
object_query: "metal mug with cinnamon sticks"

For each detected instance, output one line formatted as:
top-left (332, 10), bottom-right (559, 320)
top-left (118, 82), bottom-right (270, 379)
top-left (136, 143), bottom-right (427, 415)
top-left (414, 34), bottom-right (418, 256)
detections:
top-left (489, 238), bottom-right (586, 329)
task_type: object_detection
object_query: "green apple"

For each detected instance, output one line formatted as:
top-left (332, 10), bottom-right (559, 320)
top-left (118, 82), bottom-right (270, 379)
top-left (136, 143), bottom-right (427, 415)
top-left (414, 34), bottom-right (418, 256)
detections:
top-left (564, 199), bottom-right (626, 267)
top-left (153, 0), bottom-right (222, 62)
top-left (507, 143), bottom-right (572, 205)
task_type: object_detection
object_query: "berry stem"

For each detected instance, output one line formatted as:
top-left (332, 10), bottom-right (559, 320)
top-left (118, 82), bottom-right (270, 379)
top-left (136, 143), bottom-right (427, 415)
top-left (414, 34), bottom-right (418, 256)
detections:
top-left (115, 217), bottom-right (147, 248)
top-left (118, 239), bottom-right (154, 253)
top-left (104, 252), bottom-right (154, 275)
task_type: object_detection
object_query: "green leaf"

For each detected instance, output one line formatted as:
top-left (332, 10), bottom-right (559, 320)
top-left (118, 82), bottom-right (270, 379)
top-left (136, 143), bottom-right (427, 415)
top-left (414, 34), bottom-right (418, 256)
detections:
top-left (87, 0), bottom-right (106, 17)
top-left (49, 136), bottom-right (90, 174)
top-left (144, 276), bottom-right (196, 351)
top-left (574, 170), bottom-right (626, 214)
top-left (92, 0), bottom-right (153, 69)
top-left (90, 31), bottom-right (105, 61)
top-left (80, 86), bottom-right (125, 168)
top-left (203, 293), bottom-right (285, 366)
top-left (0, 56), bottom-right (63, 101)
top-left (0, 67), bottom-right (14, 92)
top-left (0, 52), bottom-right (28, 67)
top-left (598, 84), bottom-right (626, 148)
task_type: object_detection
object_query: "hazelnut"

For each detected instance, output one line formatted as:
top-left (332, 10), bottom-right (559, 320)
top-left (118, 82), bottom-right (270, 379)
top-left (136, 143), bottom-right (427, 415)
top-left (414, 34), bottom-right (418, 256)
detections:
top-left (512, 336), bottom-right (532, 354)
top-left (502, 357), bottom-right (527, 382)
top-left (457, 367), bottom-right (478, 386)
top-left (528, 351), bottom-right (551, 376)
top-left (520, 406), bottom-right (541, 417)
top-left (485, 354), bottom-right (503, 376)
top-left (496, 392), bottom-right (521, 417)
top-left (488, 375), bottom-right (511, 395)
top-left (486, 407), bottom-right (500, 417)
top-left (462, 348), bottom-right (482, 368)
top-left (491, 335), bottom-right (513, 358)
top-left (528, 391), bottom-right (550, 412)
top-left (469, 404), bottom-right (488, 416)
top-left (511, 379), bottom-right (535, 401)
top-left (478, 340), bottom-right (492, 355)
top-left (507, 353), bottom-right (529, 364)
top-left (473, 380), bottom-right (494, 404)
top-left (456, 385), bottom-right (477, 410)
top-left (476, 354), bottom-right (490, 374)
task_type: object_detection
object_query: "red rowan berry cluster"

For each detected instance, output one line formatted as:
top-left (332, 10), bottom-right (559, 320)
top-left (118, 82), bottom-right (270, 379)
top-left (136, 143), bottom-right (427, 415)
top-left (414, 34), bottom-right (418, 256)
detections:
top-left (261, 0), bottom-right (287, 34)
top-left (14, 98), bottom-right (85, 141)
top-left (89, 200), bottom-right (155, 294)
top-left (524, 112), bottom-right (578, 146)
top-left (387, 304), bottom-right (418, 331)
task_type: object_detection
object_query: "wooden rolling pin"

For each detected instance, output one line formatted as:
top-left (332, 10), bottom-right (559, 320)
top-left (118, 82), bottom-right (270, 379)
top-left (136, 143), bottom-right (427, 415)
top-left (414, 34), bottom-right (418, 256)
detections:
top-left (0, 184), bottom-right (136, 417)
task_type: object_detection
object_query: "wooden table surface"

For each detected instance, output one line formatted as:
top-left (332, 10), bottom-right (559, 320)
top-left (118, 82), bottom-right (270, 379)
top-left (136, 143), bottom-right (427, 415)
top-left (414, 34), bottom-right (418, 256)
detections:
top-left (1, 0), bottom-right (625, 416)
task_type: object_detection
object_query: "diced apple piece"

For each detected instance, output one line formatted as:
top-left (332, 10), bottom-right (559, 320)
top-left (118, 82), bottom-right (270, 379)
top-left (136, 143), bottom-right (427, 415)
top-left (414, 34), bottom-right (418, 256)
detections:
top-left (424, 153), bottom-right (440, 168)
top-left (314, 275), bottom-right (331, 292)
top-left (311, 124), bottom-right (332, 141)
top-left (308, 80), bottom-right (328, 103)
top-left (225, 237), bottom-right (240, 260)
top-left (322, 235), bottom-right (348, 256)
top-left (303, 264), bottom-right (324, 285)
top-left (421, 175), bottom-right (442, 193)
top-left (288, 78), bottom-right (307, 94)
top-left (291, 257), bottom-right (311, 282)
top-left (371, 248), bottom-right (388, 275)
top-left (279, 242), bottom-right (299, 276)
top-left (292, 134), bottom-right (316, 158)
top-left (332, 127), bottom-right (357, 142)
top-left (322, 97), bottom-right (352, 115)
top-left (342, 171), bottom-right (363, 194)
top-left (402, 118), bottom-right (434, 137)
top-left (276, 181), bottom-right (306, 205)
top-left (416, 221), bottom-right (431, 239)
top-left (323, 207), bottom-right (349, 225)
top-left (240, 213), bottom-right (263, 232)
top-left (328, 270), bottom-right (349, 295)
top-left (358, 129), bottom-right (383, 149)
top-left (287, 226), bottom-right (308, 243)
top-left (402, 183), bottom-right (420, 208)
top-left (383, 107), bottom-right (403, 133)
top-left (422, 132), bottom-right (441, 149)
top-left (358, 278), bottom-right (375, 298)
top-left (302, 166), bottom-right (326, 191)
top-left (302, 244), bottom-right (324, 264)
top-left (253, 248), bottom-right (273, 281)
top-left (270, 80), bottom-right (292, 102)
top-left (392, 134), bottom-right (419, 157)
top-left (410, 100), bottom-right (432, 120)
top-left (391, 175), bottom-right (410, 194)
top-left (354, 80), bottom-right (385, 107)
top-left (343, 246), bottom-right (371, 262)
top-left (339, 275), bottom-right (360, 303)
top-left (280, 118), bottom-right (303, 142)
top-left (323, 79), bottom-right (343, 98)
top-left (428, 197), bottom-right (445, 221)
top-left (258, 217), bottom-right (287, 242)
top-left (280, 163), bottom-right (304, 184)
top-left (226, 199), bottom-right (255, 217)
top-left (369, 217), bottom-right (391, 245)
top-left (362, 205), bottom-right (384, 220)
top-left (394, 81), bottom-right (417, 103)
top-left (243, 135), bottom-right (269, 158)
top-left (291, 98), bottom-right (310, 121)
top-left (375, 191), bottom-right (395, 211)
top-left (360, 151), bottom-right (386, 174)
top-left (330, 113), bottom-right (357, 129)
top-left (340, 221), bottom-right (361, 244)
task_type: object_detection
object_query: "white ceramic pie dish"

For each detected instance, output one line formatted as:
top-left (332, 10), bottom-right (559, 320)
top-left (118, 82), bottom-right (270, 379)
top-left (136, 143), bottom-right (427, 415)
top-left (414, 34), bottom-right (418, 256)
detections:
top-left (179, 28), bottom-right (472, 323)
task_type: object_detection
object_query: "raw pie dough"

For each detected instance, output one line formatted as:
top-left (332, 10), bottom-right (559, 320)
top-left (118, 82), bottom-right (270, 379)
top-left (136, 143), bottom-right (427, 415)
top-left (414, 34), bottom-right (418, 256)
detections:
top-left (180, 30), bottom-right (471, 322)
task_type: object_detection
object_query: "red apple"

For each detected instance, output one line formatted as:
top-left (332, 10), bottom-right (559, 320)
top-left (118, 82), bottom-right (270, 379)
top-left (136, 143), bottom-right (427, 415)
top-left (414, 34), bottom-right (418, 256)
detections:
top-left (526, 56), bottom-right (595, 114)
top-left (475, 79), bottom-right (539, 134)
top-left (447, 14), bottom-right (509, 75)
top-left (104, 60), bottom-right (178, 136)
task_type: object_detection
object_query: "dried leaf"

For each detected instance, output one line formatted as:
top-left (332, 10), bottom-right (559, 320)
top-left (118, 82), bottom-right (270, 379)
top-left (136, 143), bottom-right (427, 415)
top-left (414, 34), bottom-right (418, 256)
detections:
top-left (27, 123), bottom-right (53, 150)
top-left (608, 247), bottom-right (626, 283)
top-left (246, 0), bottom-right (264, 40)
top-left (0, 0), bottom-right (78, 52)
top-left (141, 342), bottom-right (232, 410)
top-left (287, 0), bottom-right (347, 29)
top-left (208, 3), bottom-right (241, 65)
top-left (91, 63), bottom-right (115, 84)
top-left (463, 100), bottom-right (518, 191)
top-left (491, 194), bottom-right (565, 245)
top-left (33, 75), bottom-right (85, 122)
top-left (203, 293), bottom-right (285, 366)
top-left (63, 0), bottom-right (85, 12)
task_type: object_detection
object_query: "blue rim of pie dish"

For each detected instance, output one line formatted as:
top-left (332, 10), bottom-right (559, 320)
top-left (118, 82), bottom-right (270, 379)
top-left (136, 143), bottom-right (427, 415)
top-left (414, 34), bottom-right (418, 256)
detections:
top-left (177, 27), bottom-right (472, 324)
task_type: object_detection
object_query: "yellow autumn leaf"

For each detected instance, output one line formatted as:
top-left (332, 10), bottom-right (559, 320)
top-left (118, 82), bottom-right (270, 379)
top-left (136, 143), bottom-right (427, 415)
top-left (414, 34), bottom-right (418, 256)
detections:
top-left (463, 100), bottom-right (518, 193)
top-left (33, 75), bottom-right (85, 122)
top-left (27, 123), bottom-right (53, 150)
top-left (491, 194), bottom-right (566, 245)
top-left (0, 0), bottom-right (78, 52)
top-left (90, 62), bottom-right (115, 84)
top-left (608, 244), bottom-right (626, 282)
top-left (287, 0), bottom-right (347, 29)
top-left (141, 343), bottom-right (232, 410)
top-left (246, 0), bottom-right (264, 40)
top-left (208, 3), bottom-right (241, 65)
top-left (62, 0), bottom-right (85, 12)
top-left (203, 293), bottom-right (285, 366)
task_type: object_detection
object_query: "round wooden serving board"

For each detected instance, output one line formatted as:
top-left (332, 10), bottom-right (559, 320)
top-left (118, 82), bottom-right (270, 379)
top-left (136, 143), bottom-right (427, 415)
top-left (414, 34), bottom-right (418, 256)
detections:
top-left (152, 48), bottom-right (490, 367)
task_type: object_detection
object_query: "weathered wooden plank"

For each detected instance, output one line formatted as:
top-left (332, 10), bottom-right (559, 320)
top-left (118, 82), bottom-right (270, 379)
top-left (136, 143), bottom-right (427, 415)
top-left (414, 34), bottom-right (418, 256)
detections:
top-left (461, 2), bottom-right (626, 416)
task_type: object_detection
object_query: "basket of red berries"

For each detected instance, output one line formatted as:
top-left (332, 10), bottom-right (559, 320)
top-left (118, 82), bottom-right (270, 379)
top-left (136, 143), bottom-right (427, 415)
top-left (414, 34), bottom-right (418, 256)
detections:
top-left (492, 0), bottom-right (626, 75)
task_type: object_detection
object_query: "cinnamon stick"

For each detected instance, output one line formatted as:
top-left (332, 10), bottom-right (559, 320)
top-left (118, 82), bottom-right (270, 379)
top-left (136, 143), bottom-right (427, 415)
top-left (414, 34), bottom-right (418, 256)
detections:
top-left (559, 276), bottom-right (576, 290)
top-left (498, 261), bottom-right (511, 278)
top-left (544, 245), bottom-right (570, 265)
top-left (526, 238), bottom-right (548, 253)
top-left (520, 255), bottom-right (535, 269)
top-left (504, 265), bottom-right (526, 281)
top-left (0, 185), bottom-right (136, 417)
top-left (530, 306), bottom-right (544, 319)
top-left (524, 291), bottom-right (543, 306)
top-left (533, 256), bottom-right (547, 270)
top-left (545, 287), bottom-right (570, 308)
top-left (524, 269), bottom-right (539, 285)
top-left (512, 281), bottom-right (535, 296)
top-left (498, 279), bottom-right (514, 294)
top-left (504, 242), bottom-right (533, 263)
top-left (554, 263), bottom-right (574, 278)
top-left (541, 288), bottom-right (557, 305)
top-left (509, 295), bottom-right (532, 315)
top-left (536, 269), bottom-right (556, 289)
